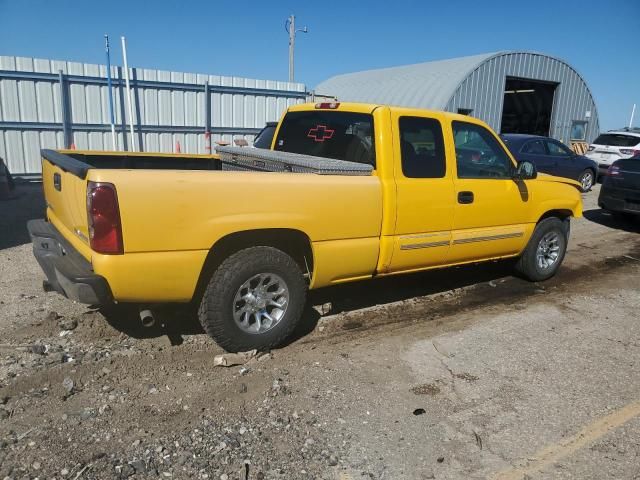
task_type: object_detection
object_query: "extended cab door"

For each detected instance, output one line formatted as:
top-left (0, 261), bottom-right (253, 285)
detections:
top-left (448, 120), bottom-right (532, 263)
top-left (385, 111), bottom-right (455, 272)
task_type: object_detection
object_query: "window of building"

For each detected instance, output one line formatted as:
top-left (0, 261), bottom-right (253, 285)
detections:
top-left (570, 121), bottom-right (588, 141)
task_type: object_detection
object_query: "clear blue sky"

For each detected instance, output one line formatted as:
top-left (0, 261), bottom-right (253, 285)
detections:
top-left (1, 0), bottom-right (638, 131)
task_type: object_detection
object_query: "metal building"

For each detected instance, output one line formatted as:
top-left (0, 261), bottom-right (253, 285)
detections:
top-left (0, 56), bottom-right (306, 176)
top-left (315, 51), bottom-right (599, 144)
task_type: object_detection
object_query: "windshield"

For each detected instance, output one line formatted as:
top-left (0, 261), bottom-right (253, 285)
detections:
top-left (592, 134), bottom-right (640, 147)
top-left (253, 124), bottom-right (277, 149)
top-left (274, 111), bottom-right (375, 166)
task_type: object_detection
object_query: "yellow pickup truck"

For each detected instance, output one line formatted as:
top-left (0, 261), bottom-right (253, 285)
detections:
top-left (28, 102), bottom-right (582, 351)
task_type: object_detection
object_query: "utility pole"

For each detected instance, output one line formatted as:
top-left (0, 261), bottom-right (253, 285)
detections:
top-left (286, 14), bottom-right (308, 83)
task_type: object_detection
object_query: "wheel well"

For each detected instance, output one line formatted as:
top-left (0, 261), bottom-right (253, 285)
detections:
top-left (538, 209), bottom-right (573, 223)
top-left (191, 229), bottom-right (314, 303)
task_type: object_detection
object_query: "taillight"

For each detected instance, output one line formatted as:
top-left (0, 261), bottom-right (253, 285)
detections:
top-left (315, 102), bottom-right (340, 109)
top-left (620, 149), bottom-right (640, 156)
top-left (607, 164), bottom-right (622, 178)
top-left (87, 182), bottom-right (123, 254)
top-left (587, 145), bottom-right (595, 152)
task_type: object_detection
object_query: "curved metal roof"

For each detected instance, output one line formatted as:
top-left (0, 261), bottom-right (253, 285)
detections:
top-left (313, 51), bottom-right (600, 144)
top-left (315, 52), bottom-right (500, 110)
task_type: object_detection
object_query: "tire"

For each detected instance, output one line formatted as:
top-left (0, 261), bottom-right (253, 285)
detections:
top-left (578, 169), bottom-right (594, 192)
top-left (198, 246), bottom-right (307, 352)
top-left (515, 217), bottom-right (568, 282)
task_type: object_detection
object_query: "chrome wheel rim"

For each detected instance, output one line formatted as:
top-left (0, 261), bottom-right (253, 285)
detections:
top-left (580, 172), bottom-right (593, 191)
top-left (232, 273), bottom-right (289, 334)
top-left (536, 232), bottom-right (561, 270)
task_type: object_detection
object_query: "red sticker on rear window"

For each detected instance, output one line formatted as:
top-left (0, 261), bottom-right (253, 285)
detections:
top-left (307, 125), bottom-right (335, 142)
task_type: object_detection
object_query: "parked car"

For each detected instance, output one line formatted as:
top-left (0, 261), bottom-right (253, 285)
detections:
top-left (585, 128), bottom-right (640, 179)
top-left (501, 134), bottom-right (598, 192)
top-left (598, 156), bottom-right (640, 220)
top-left (28, 103), bottom-right (582, 352)
top-left (253, 121), bottom-right (277, 149)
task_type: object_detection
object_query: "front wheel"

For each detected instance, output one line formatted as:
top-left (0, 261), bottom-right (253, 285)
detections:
top-left (515, 217), bottom-right (568, 282)
top-left (198, 246), bottom-right (307, 352)
top-left (578, 169), bottom-right (595, 192)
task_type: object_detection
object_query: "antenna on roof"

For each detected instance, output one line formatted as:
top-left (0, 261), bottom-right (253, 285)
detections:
top-left (629, 103), bottom-right (636, 129)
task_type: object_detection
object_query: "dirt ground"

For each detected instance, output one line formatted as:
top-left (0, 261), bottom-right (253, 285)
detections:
top-left (1, 183), bottom-right (639, 480)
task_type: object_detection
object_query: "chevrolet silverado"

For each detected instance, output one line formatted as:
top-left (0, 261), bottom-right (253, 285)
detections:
top-left (28, 102), bottom-right (582, 352)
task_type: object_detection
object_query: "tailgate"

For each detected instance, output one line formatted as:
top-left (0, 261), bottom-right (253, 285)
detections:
top-left (41, 151), bottom-right (91, 256)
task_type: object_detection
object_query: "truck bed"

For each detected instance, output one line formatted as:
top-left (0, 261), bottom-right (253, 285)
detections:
top-left (42, 149), bottom-right (221, 179)
top-left (43, 146), bottom-right (373, 179)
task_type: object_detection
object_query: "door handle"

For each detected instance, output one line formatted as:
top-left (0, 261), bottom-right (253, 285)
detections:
top-left (53, 173), bottom-right (62, 191)
top-left (458, 191), bottom-right (474, 204)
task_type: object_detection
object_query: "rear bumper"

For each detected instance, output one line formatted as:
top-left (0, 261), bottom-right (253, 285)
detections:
top-left (598, 186), bottom-right (640, 216)
top-left (27, 219), bottom-right (113, 305)
top-left (598, 164), bottom-right (609, 179)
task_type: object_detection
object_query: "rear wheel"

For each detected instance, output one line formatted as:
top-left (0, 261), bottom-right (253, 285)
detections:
top-left (198, 246), bottom-right (307, 352)
top-left (578, 169), bottom-right (595, 192)
top-left (515, 217), bottom-right (568, 282)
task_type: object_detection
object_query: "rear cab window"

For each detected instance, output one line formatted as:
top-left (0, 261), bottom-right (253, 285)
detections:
top-left (592, 134), bottom-right (640, 147)
top-left (274, 111), bottom-right (375, 167)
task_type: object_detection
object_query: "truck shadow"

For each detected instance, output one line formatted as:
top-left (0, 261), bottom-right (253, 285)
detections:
top-left (0, 183), bottom-right (45, 250)
top-left (100, 260), bottom-right (516, 348)
top-left (583, 208), bottom-right (640, 233)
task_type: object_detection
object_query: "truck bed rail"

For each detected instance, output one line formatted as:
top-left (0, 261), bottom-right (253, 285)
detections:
top-left (216, 146), bottom-right (373, 176)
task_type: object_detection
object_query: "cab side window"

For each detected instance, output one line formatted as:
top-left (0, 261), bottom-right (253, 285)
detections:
top-left (452, 121), bottom-right (513, 179)
top-left (399, 116), bottom-right (446, 178)
top-left (522, 139), bottom-right (546, 155)
top-left (546, 140), bottom-right (572, 157)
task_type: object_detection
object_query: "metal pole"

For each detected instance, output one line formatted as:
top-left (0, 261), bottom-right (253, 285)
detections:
top-left (57, 70), bottom-right (72, 149)
top-left (104, 35), bottom-right (117, 151)
top-left (629, 104), bottom-right (636, 129)
top-left (204, 81), bottom-right (212, 153)
top-left (121, 36), bottom-right (136, 151)
top-left (288, 15), bottom-right (295, 83)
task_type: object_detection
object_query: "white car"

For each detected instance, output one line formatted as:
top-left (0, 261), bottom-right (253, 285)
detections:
top-left (586, 128), bottom-right (640, 178)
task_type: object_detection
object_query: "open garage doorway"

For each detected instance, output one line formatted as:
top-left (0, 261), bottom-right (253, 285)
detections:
top-left (500, 77), bottom-right (558, 136)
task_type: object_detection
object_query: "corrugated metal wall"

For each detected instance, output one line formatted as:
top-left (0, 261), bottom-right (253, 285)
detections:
top-left (0, 56), bottom-right (307, 176)
top-left (446, 52), bottom-right (599, 143)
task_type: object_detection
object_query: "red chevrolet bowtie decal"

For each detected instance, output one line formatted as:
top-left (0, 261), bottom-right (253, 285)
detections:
top-left (307, 125), bottom-right (335, 142)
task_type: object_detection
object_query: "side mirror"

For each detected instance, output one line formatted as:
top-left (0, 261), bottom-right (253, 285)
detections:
top-left (515, 161), bottom-right (537, 180)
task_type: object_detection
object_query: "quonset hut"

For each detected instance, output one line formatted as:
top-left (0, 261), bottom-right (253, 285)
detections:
top-left (315, 51), bottom-right (599, 143)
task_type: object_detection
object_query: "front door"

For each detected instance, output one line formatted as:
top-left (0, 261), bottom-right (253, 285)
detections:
top-left (449, 121), bottom-right (533, 264)
top-left (386, 112), bottom-right (455, 272)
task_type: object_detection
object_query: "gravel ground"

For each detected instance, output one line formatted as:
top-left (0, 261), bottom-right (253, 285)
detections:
top-left (1, 183), bottom-right (639, 480)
